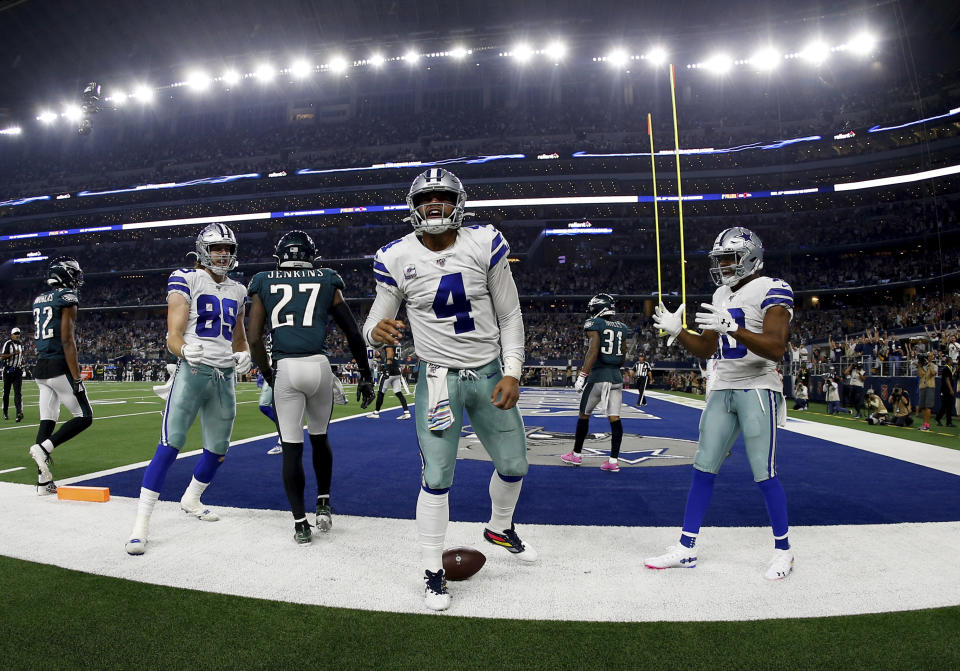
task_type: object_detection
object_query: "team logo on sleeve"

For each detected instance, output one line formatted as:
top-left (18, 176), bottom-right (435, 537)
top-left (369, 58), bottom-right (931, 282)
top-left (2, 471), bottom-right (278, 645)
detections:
top-left (404, 264), bottom-right (418, 279)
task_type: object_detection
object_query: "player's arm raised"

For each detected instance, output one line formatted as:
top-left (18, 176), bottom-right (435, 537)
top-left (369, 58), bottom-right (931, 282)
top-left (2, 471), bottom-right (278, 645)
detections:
top-left (654, 302), bottom-right (720, 359)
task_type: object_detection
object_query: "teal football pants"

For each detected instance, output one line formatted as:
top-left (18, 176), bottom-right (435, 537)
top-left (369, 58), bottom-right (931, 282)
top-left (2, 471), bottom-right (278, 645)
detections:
top-left (696, 388), bottom-right (782, 482)
top-left (161, 362), bottom-right (237, 455)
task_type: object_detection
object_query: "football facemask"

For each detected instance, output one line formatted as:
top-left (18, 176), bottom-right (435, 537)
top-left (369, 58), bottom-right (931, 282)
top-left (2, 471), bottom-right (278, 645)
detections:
top-left (708, 226), bottom-right (763, 286)
top-left (587, 293), bottom-right (616, 318)
top-left (47, 256), bottom-right (84, 289)
top-left (405, 168), bottom-right (468, 235)
top-left (196, 223), bottom-right (238, 274)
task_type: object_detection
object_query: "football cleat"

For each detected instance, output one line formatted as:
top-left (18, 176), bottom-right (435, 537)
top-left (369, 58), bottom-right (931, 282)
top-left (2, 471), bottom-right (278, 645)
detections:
top-left (316, 500), bottom-right (333, 533)
top-left (267, 443), bottom-right (282, 455)
top-left (369, 410), bottom-right (380, 418)
top-left (423, 569), bottom-right (451, 611)
top-left (397, 411), bottom-right (411, 420)
top-left (16, 413), bottom-right (23, 423)
top-left (560, 451), bottom-right (582, 466)
top-left (645, 544), bottom-right (697, 569)
top-left (294, 520), bottom-right (312, 545)
top-left (125, 538), bottom-right (147, 555)
top-left (600, 460), bottom-right (620, 473)
top-left (483, 524), bottom-right (538, 562)
top-left (29, 444), bottom-right (54, 483)
top-left (764, 549), bottom-right (794, 580)
top-left (37, 480), bottom-right (58, 496)
top-left (180, 498), bottom-right (220, 522)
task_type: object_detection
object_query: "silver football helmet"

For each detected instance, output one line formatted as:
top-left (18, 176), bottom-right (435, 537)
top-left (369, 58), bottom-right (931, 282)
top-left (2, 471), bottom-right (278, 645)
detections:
top-left (196, 223), bottom-right (238, 273)
top-left (404, 168), bottom-right (468, 235)
top-left (708, 227), bottom-right (763, 287)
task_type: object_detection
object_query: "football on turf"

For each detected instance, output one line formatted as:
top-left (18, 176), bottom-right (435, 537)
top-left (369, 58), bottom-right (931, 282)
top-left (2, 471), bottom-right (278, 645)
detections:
top-left (442, 546), bottom-right (486, 581)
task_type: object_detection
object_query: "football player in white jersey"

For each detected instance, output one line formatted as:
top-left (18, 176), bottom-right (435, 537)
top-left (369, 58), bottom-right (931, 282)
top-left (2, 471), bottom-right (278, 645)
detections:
top-left (363, 167), bottom-right (534, 612)
top-left (126, 223), bottom-right (251, 555)
top-left (648, 226), bottom-right (795, 580)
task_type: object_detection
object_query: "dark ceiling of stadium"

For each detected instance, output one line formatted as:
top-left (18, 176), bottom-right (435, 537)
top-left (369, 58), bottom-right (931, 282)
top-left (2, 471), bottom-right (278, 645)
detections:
top-left (0, 0), bottom-right (957, 113)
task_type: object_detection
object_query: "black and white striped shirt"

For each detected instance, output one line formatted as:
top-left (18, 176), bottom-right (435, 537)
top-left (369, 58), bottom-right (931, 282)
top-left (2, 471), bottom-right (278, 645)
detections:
top-left (2, 339), bottom-right (25, 370)
top-left (635, 361), bottom-right (651, 380)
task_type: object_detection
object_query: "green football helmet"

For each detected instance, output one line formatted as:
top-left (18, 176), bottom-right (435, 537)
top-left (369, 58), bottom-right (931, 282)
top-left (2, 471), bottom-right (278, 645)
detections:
top-left (274, 230), bottom-right (317, 269)
top-left (587, 293), bottom-right (616, 319)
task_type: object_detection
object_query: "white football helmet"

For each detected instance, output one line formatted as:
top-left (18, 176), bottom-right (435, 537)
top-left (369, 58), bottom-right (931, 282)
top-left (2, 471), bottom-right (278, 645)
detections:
top-left (196, 223), bottom-right (238, 273)
top-left (404, 168), bottom-right (467, 235)
top-left (708, 227), bottom-right (763, 286)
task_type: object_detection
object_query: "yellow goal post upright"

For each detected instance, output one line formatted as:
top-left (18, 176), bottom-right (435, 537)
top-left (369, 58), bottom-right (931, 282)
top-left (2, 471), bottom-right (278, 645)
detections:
top-left (669, 63), bottom-right (688, 328)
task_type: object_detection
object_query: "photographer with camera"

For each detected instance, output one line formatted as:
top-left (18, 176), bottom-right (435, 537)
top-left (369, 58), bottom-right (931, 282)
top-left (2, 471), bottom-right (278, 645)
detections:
top-left (916, 352), bottom-right (937, 432)
top-left (864, 389), bottom-right (889, 425)
top-left (890, 387), bottom-right (913, 427)
top-left (844, 361), bottom-right (866, 419)
top-left (935, 351), bottom-right (955, 427)
top-left (825, 370), bottom-right (841, 415)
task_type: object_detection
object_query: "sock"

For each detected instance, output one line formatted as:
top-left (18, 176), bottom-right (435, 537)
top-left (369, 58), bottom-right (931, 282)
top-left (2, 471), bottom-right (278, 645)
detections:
top-left (375, 391), bottom-right (385, 412)
top-left (131, 487), bottom-right (160, 539)
top-left (49, 413), bottom-right (93, 447)
top-left (192, 448), bottom-right (223, 484)
top-left (680, 468), bottom-right (717, 544)
top-left (309, 433), bottom-right (333, 497)
top-left (609, 419), bottom-right (623, 459)
top-left (259, 404), bottom-right (276, 422)
top-left (41, 438), bottom-right (54, 454)
top-left (758, 476), bottom-right (790, 550)
top-left (488, 472), bottom-right (523, 531)
top-left (417, 487), bottom-right (449, 573)
top-left (35, 419), bottom-right (56, 445)
top-left (396, 392), bottom-right (409, 412)
top-left (182, 476), bottom-right (210, 504)
top-left (142, 443), bottom-right (179, 493)
top-left (573, 417), bottom-right (589, 453)
top-left (281, 442), bottom-right (306, 519)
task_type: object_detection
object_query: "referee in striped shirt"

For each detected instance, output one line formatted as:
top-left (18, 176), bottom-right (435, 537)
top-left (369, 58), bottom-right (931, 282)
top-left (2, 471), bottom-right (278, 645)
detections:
top-left (2, 326), bottom-right (25, 422)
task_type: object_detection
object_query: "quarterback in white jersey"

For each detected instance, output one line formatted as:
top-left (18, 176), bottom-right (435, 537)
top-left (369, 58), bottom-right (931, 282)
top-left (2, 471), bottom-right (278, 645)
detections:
top-left (649, 226), bottom-right (795, 581)
top-left (363, 167), bottom-right (534, 612)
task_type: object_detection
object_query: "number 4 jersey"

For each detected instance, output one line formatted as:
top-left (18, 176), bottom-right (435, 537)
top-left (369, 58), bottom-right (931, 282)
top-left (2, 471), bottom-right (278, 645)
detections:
top-left (709, 276), bottom-right (794, 391)
top-left (167, 268), bottom-right (247, 368)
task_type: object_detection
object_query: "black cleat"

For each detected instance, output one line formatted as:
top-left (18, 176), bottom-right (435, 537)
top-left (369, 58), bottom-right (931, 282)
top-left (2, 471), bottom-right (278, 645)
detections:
top-left (294, 520), bottom-right (312, 544)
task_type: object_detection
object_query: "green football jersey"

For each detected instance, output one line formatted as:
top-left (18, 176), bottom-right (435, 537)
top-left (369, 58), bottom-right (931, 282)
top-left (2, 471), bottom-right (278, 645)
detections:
top-left (247, 268), bottom-right (344, 359)
top-left (32, 286), bottom-right (79, 360)
top-left (584, 316), bottom-right (629, 383)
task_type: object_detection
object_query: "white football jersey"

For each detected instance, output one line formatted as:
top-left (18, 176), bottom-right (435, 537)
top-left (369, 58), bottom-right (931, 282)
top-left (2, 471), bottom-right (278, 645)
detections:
top-left (369, 225), bottom-right (516, 369)
top-left (708, 276), bottom-right (794, 392)
top-left (167, 268), bottom-right (247, 368)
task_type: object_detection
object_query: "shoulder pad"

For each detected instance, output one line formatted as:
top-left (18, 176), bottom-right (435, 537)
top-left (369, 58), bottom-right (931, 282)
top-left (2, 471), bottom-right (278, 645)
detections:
top-left (378, 238), bottom-right (405, 255)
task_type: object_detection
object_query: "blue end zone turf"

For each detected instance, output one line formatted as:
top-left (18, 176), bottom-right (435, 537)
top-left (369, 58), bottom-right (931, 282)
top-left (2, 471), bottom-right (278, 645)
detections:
top-left (80, 393), bottom-right (960, 526)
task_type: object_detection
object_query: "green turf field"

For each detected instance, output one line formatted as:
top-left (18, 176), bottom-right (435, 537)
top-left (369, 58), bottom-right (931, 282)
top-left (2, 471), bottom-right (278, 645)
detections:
top-left (1, 383), bottom-right (958, 669)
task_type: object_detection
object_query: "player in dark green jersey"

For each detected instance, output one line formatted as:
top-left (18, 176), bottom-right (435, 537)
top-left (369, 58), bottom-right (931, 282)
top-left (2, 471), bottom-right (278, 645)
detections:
top-left (247, 230), bottom-right (375, 543)
top-left (27, 257), bottom-right (94, 495)
top-left (561, 294), bottom-right (629, 472)
top-left (369, 343), bottom-right (411, 419)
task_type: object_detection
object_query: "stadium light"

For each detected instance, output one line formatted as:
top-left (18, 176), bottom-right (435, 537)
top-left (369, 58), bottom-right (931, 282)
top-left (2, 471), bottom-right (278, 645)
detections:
top-left (749, 47), bottom-right (780, 71)
top-left (222, 69), bottom-right (241, 86)
top-left (111, 91), bottom-right (128, 105)
top-left (289, 59), bottom-right (312, 78)
top-left (512, 43), bottom-right (534, 63)
top-left (328, 56), bottom-right (349, 74)
top-left (62, 105), bottom-right (83, 122)
top-left (606, 48), bottom-right (629, 67)
top-left (544, 40), bottom-right (566, 62)
top-left (403, 50), bottom-right (420, 64)
top-left (0, 126), bottom-right (22, 135)
top-left (369, 52), bottom-right (385, 67)
top-left (800, 40), bottom-right (829, 64)
top-left (703, 53), bottom-right (732, 74)
top-left (449, 45), bottom-right (469, 60)
top-left (254, 63), bottom-right (276, 82)
top-left (645, 46), bottom-right (668, 65)
top-left (185, 71), bottom-right (211, 91)
top-left (846, 31), bottom-right (876, 56)
top-left (133, 85), bottom-right (154, 103)
top-left (37, 110), bottom-right (58, 124)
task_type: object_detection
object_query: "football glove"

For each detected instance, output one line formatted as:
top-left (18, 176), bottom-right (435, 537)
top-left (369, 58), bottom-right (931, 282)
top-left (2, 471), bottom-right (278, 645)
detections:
top-left (653, 302), bottom-right (685, 346)
top-left (357, 372), bottom-right (376, 409)
top-left (70, 377), bottom-right (85, 394)
top-left (232, 351), bottom-right (252, 374)
top-left (181, 343), bottom-right (204, 367)
top-left (331, 375), bottom-right (348, 405)
top-left (695, 303), bottom-right (737, 335)
top-left (574, 372), bottom-right (588, 392)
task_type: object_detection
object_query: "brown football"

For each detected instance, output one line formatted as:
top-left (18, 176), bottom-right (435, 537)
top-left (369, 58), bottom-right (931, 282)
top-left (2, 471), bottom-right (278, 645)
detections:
top-left (442, 546), bottom-right (486, 581)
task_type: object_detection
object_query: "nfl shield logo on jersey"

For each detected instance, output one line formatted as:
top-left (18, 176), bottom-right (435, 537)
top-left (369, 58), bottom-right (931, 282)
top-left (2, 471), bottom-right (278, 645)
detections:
top-left (404, 264), bottom-right (417, 279)
top-left (435, 257), bottom-right (446, 267)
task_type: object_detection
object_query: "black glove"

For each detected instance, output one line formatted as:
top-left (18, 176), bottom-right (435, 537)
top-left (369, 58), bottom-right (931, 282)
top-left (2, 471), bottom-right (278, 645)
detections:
top-left (357, 372), bottom-right (376, 409)
top-left (70, 377), bottom-right (85, 394)
top-left (261, 367), bottom-right (275, 388)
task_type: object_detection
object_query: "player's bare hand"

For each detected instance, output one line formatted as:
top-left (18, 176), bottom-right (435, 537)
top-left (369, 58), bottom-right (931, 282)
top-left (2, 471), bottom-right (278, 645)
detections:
top-left (491, 376), bottom-right (519, 410)
top-left (372, 319), bottom-right (405, 345)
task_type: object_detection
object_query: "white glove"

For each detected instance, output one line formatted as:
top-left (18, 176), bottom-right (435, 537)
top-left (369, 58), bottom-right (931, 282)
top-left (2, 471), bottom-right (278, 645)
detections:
top-left (695, 303), bottom-right (737, 335)
top-left (331, 375), bottom-right (348, 405)
top-left (181, 343), bottom-right (204, 367)
top-left (653, 302), bottom-right (684, 346)
top-left (574, 372), bottom-right (588, 392)
top-left (232, 351), bottom-right (252, 374)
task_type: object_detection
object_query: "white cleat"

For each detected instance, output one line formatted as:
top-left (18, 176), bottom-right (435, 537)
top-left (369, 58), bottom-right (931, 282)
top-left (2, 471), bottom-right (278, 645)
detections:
top-left (645, 544), bottom-right (697, 569)
top-left (267, 443), bottom-right (283, 455)
top-left (180, 498), bottom-right (220, 521)
top-left (369, 411), bottom-right (380, 419)
top-left (29, 444), bottom-right (53, 482)
top-left (398, 411), bottom-right (411, 420)
top-left (423, 569), bottom-right (451, 612)
top-left (125, 538), bottom-right (147, 555)
top-left (764, 548), bottom-right (794, 580)
top-left (37, 481), bottom-right (57, 496)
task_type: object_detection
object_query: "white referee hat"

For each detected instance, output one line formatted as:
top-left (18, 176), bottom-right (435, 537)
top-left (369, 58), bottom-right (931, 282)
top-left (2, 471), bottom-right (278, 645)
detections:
top-left (10, 327), bottom-right (20, 334)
